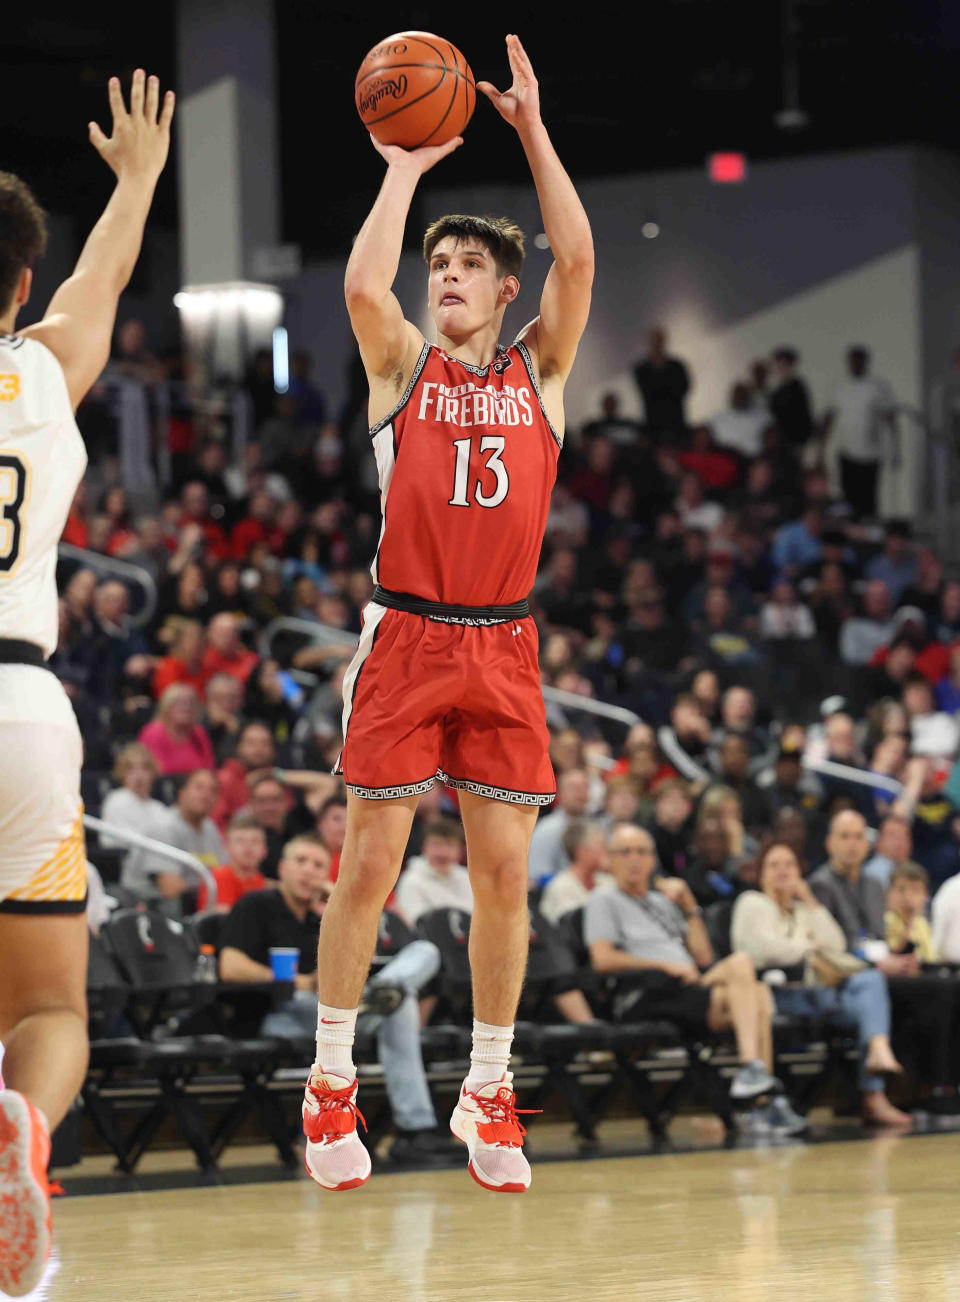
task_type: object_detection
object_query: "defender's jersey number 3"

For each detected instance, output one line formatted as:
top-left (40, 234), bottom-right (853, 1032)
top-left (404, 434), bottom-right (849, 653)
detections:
top-left (448, 436), bottom-right (510, 509)
top-left (0, 454), bottom-right (27, 573)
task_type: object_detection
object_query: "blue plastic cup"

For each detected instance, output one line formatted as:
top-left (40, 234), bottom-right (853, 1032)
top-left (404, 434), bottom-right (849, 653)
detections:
top-left (269, 947), bottom-right (299, 981)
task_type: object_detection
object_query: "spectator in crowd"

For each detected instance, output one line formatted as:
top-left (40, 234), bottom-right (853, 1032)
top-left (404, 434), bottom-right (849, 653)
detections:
top-left (731, 841), bottom-right (908, 1127)
top-left (219, 833), bottom-right (456, 1165)
top-left (756, 742), bottom-right (823, 818)
top-left (648, 779), bottom-right (695, 877)
top-left (902, 674), bottom-right (959, 762)
top-left (90, 579), bottom-right (155, 686)
top-left (865, 521), bottom-right (917, 606)
top-left (683, 815), bottom-right (743, 906)
top-left (152, 618), bottom-right (207, 699)
top-left (709, 734), bottom-right (769, 830)
top-left (599, 775), bottom-right (646, 832)
top-left (771, 507), bottom-right (824, 579)
top-left (395, 818), bottom-right (472, 925)
top-left (709, 381), bottom-right (771, 459)
top-left (884, 863), bottom-right (936, 962)
top-left (152, 768), bottom-right (227, 890)
top-left (759, 580), bottom-right (816, 641)
top-left (586, 823), bottom-right (805, 1129)
top-left (767, 347), bottom-right (814, 454)
top-left (248, 772), bottom-right (302, 878)
top-left (212, 720), bottom-right (276, 832)
top-left (202, 672), bottom-right (245, 763)
top-left (716, 686), bottom-right (768, 761)
top-left (316, 793), bottom-right (348, 879)
top-left (115, 768), bottom-right (221, 912)
top-left (675, 473), bottom-right (724, 535)
top-left (632, 326), bottom-right (690, 442)
top-left (822, 345), bottom-right (896, 519)
top-left (197, 813), bottom-right (271, 912)
top-left (528, 769), bottom-right (591, 883)
top-left (581, 391), bottom-right (643, 448)
top-left (935, 643), bottom-right (960, 715)
top-left (201, 612), bottom-right (259, 686)
top-left (139, 683), bottom-right (216, 775)
top-left (100, 742), bottom-right (170, 888)
top-left (539, 819), bottom-right (613, 924)
top-left (658, 693), bottom-right (712, 781)
top-left (809, 810), bottom-right (959, 1093)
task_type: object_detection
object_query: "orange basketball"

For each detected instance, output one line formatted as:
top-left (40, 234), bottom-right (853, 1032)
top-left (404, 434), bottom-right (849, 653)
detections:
top-left (355, 31), bottom-right (476, 149)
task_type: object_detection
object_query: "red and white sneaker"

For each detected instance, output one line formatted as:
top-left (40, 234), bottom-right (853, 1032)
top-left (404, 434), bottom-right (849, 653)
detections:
top-left (0, 1090), bottom-right (52, 1297)
top-left (302, 1068), bottom-right (371, 1191)
top-left (449, 1072), bottom-right (536, 1193)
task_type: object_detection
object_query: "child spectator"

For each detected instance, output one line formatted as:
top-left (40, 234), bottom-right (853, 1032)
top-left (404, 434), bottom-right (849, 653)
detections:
top-left (885, 863), bottom-right (937, 962)
top-left (197, 814), bottom-right (270, 912)
top-left (395, 818), bottom-right (472, 925)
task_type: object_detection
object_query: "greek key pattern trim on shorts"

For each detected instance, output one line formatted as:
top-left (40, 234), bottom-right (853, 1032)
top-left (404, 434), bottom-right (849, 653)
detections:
top-left (436, 769), bottom-right (556, 806)
top-left (345, 774), bottom-right (439, 800)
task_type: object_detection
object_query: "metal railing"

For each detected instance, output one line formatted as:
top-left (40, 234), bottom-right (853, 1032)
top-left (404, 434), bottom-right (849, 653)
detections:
top-left (258, 616), bottom-right (360, 662)
top-left (84, 814), bottom-right (218, 908)
top-left (58, 543), bottom-right (158, 629)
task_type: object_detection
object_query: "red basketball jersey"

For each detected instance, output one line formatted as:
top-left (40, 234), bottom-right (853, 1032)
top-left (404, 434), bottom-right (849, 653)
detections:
top-left (370, 340), bottom-right (561, 606)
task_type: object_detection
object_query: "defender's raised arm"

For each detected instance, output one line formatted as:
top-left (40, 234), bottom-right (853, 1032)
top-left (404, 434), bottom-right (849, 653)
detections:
top-left (480, 35), bottom-right (593, 385)
top-left (22, 71), bottom-right (174, 411)
top-left (344, 136), bottom-right (461, 382)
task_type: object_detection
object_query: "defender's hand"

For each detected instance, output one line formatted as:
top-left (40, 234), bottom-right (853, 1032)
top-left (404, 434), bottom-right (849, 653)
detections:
top-left (370, 133), bottom-right (463, 175)
top-left (89, 70), bottom-right (175, 182)
top-left (478, 34), bottom-right (541, 132)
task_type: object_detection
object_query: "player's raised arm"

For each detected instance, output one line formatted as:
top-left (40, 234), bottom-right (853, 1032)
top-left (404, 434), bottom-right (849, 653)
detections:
top-left (479, 35), bottom-right (594, 383)
top-left (344, 135), bottom-right (462, 381)
top-left (21, 71), bottom-right (174, 412)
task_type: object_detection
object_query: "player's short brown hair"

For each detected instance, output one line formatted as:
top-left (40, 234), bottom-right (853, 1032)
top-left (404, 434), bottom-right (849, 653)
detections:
top-left (0, 172), bottom-right (47, 312)
top-left (423, 214), bottom-right (525, 280)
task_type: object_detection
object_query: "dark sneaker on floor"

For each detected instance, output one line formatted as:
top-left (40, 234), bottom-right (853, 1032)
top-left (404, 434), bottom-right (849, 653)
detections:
top-left (766, 1096), bottom-right (808, 1136)
top-left (730, 1060), bottom-right (778, 1100)
top-left (389, 1128), bottom-right (462, 1167)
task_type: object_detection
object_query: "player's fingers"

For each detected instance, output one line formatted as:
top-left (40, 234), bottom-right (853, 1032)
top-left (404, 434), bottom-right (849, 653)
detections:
top-left (88, 121), bottom-right (109, 154)
top-left (476, 81), bottom-right (501, 101)
top-left (145, 74), bottom-right (160, 123)
top-left (159, 89), bottom-right (175, 131)
top-left (437, 136), bottom-right (463, 158)
top-left (107, 75), bottom-right (125, 123)
top-left (130, 67), bottom-right (146, 116)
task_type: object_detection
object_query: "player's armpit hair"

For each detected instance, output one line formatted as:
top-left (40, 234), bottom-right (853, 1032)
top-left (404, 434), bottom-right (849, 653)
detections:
top-left (423, 214), bottom-right (525, 280)
top-left (0, 172), bottom-right (47, 314)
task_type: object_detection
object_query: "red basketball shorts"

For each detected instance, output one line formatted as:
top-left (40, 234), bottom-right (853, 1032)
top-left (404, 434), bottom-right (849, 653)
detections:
top-left (334, 603), bottom-right (556, 806)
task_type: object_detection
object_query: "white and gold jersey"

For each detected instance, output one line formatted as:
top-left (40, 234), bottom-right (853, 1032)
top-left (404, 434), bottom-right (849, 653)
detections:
top-left (0, 334), bottom-right (87, 657)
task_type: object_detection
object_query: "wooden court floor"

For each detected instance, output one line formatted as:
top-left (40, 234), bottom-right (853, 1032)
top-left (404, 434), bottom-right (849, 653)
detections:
top-left (35, 1131), bottom-right (960, 1302)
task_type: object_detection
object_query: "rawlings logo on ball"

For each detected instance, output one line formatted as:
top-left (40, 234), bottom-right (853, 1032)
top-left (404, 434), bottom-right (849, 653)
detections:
top-left (358, 74), bottom-right (409, 116)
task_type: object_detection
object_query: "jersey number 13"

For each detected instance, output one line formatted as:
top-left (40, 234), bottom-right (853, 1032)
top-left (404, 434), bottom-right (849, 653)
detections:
top-left (448, 436), bottom-right (510, 509)
top-left (0, 454), bottom-right (27, 573)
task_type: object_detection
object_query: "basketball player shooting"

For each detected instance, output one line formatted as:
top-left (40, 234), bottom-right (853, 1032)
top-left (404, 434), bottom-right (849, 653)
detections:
top-left (303, 34), bottom-right (593, 1193)
top-left (0, 72), bottom-right (173, 1294)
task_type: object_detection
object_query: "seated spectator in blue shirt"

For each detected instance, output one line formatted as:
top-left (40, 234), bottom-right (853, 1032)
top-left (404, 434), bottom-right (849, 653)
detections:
top-left (865, 521), bottom-right (917, 607)
top-left (771, 506), bottom-right (824, 578)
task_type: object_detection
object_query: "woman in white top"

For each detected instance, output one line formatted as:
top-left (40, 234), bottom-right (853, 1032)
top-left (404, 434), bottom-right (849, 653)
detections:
top-left (732, 840), bottom-right (909, 1127)
top-left (100, 743), bottom-right (170, 901)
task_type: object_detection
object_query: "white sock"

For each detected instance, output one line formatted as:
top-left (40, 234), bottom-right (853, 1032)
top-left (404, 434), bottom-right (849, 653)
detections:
top-left (466, 1019), bottom-right (514, 1090)
top-left (314, 1002), bottom-right (358, 1079)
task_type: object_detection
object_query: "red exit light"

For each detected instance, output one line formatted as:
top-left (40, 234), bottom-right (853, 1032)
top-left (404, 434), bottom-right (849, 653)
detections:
top-left (708, 152), bottom-right (748, 183)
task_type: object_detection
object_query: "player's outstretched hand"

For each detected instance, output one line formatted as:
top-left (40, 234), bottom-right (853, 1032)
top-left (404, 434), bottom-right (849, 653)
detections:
top-left (369, 133), bottom-right (463, 175)
top-left (89, 70), bottom-right (175, 182)
top-left (477, 34), bottom-right (541, 131)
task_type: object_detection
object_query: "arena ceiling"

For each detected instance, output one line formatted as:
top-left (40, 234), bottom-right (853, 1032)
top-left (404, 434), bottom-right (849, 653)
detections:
top-left (4, 1), bottom-right (960, 256)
